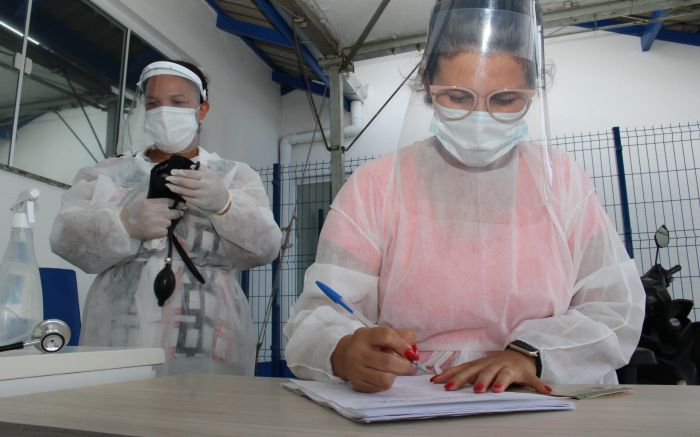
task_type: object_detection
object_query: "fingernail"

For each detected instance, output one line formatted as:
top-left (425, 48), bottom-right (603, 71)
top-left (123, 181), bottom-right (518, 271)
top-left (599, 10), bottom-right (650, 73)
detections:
top-left (404, 349), bottom-right (419, 361)
top-left (412, 344), bottom-right (418, 352)
top-left (474, 383), bottom-right (485, 393)
top-left (429, 375), bottom-right (438, 383)
top-left (444, 381), bottom-right (455, 390)
top-left (544, 385), bottom-right (553, 393)
top-left (492, 383), bottom-right (503, 392)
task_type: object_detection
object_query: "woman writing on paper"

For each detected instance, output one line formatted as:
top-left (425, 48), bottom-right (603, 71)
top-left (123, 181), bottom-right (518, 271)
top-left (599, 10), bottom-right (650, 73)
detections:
top-left (284, 0), bottom-right (644, 393)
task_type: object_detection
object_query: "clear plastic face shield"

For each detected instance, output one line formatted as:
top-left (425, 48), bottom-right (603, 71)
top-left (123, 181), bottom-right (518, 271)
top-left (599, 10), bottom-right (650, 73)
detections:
top-left (117, 61), bottom-right (207, 155)
top-left (398, 0), bottom-right (552, 191)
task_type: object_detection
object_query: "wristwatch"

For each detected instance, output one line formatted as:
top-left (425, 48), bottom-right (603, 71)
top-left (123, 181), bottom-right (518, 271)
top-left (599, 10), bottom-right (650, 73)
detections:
top-left (507, 340), bottom-right (542, 377)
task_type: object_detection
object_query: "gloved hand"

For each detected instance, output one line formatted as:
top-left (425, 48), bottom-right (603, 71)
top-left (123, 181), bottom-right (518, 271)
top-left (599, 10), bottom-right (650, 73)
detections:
top-left (120, 196), bottom-right (182, 240)
top-left (165, 165), bottom-right (231, 214)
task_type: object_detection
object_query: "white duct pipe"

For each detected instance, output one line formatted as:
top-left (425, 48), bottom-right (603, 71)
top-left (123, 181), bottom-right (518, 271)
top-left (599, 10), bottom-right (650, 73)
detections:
top-left (277, 100), bottom-right (363, 304)
top-left (279, 100), bottom-right (364, 167)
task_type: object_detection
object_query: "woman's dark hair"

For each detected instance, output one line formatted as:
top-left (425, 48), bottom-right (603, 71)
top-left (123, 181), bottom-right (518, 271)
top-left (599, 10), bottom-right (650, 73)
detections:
top-left (417, 0), bottom-right (537, 104)
top-left (171, 60), bottom-right (209, 103)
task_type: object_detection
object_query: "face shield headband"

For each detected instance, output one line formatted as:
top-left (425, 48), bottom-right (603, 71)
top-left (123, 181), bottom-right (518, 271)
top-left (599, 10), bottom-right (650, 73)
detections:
top-left (137, 61), bottom-right (208, 101)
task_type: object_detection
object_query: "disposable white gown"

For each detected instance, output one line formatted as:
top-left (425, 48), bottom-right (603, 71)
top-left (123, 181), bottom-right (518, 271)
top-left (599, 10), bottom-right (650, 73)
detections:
top-left (51, 148), bottom-right (281, 375)
top-left (284, 138), bottom-right (645, 384)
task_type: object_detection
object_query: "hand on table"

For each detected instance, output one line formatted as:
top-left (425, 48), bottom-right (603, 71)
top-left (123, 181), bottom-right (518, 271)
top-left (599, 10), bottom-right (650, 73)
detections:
top-left (331, 327), bottom-right (420, 393)
top-left (430, 349), bottom-right (552, 394)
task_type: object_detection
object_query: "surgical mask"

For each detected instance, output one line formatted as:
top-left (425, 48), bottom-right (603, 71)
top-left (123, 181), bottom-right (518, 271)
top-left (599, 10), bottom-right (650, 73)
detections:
top-left (430, 106), bottom-right (529, 167)
top-left (144, 106), bottom-right (200, 153)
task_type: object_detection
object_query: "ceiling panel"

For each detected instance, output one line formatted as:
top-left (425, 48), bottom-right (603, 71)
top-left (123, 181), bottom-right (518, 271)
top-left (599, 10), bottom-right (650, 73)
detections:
top-left (300, 0), bottom-right (432, 49)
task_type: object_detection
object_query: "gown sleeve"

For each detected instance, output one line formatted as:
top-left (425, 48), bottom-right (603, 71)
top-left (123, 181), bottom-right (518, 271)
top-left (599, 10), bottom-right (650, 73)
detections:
top-left (508, 154), bottom-right (645, 383)
top-left (50, 159), bottom-right (141, 274)
top-left (284, 158), bottom-right (390, 382)
top-left (209, 163), bottom-right (282, 271)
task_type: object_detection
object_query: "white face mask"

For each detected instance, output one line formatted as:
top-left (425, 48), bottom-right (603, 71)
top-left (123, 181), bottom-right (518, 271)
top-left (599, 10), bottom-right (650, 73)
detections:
top-left (430, 106), bottom-right (529, 167)
top-left (144, 106), bottom-right (200, 153)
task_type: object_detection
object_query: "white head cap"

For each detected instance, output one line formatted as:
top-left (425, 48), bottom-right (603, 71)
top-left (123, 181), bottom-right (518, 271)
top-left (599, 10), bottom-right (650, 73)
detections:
top-left (137, 61), bottom-right (208, 101)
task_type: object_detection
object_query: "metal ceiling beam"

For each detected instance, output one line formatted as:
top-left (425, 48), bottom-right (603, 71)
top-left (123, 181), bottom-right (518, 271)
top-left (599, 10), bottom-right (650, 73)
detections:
top-left (641, 9), bottom-right (671, 51)
top-left (329, 1), bottom-right (700, 61)
top-left (216, 13), bottom-right (293, 48)
top-left (273, 0), bottom-right (339, 55)
top-left (345, 33), bottom-right (426, 62)
top-left (252, 0), bottom-right (329, 84)
top-left (340, 0), bottom-right (391, 70)
top-left (543, 0), bottom-right (700, 28)
top-left (205, 1), bottom-right (279, 71)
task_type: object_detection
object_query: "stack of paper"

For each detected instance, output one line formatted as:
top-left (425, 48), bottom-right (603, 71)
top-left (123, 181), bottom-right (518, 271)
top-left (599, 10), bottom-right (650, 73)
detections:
top-left (284, 375), bottom-right (575, 422)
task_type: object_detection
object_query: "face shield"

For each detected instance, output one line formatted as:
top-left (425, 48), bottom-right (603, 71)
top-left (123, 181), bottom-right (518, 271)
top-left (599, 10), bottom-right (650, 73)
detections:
top-left (398, 0), bottom-right (551, 182)
top-left (117, 61), bottom-right (207, 155)
top-left (389, 0), bottom-right (553, 228)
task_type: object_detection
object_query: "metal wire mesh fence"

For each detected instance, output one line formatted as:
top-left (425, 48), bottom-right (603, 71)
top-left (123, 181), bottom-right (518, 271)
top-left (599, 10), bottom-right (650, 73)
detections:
top-left (549, 123), bottom-right (700, 322)
top-left (248, 157), bottom-right (372, 374)
top-left (247, 122), bottom-right (700, 375)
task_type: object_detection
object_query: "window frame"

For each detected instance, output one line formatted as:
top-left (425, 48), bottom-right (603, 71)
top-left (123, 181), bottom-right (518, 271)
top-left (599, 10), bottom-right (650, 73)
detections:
top-left (3, 0), bottom-right (188, 186)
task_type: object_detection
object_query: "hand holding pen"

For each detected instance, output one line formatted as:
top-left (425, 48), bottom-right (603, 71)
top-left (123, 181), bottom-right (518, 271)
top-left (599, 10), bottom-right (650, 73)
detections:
top-left (316, 281), bottom-right (432, 393)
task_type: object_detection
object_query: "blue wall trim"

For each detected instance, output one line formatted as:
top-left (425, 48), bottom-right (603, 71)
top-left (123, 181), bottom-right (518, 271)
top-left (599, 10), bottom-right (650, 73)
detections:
top-left (272, 70), bottom-right (329, 97)
top-left (578, 19), bottom-right (700, 48)
top-left (252, 0), bottom-right (329, 86)
top-left (641, 10), bottom-right (671, 52)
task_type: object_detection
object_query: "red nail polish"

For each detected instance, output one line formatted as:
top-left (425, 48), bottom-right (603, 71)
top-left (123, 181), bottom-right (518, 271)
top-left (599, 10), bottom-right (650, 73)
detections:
top-left (474, 383), bottom-right (485, 392)
top-left (429, 375), bottom-right (438, 383)
top-left (544, 385), bottom-right (553, 393)
top-left (404, 349), bottom-right (419, 361)
top-left (444, 381), bottom-right (455, 390)
top-left (492, 383), bottom-right (503, 392)
top-left (412, 344), bottom-right (418, 352)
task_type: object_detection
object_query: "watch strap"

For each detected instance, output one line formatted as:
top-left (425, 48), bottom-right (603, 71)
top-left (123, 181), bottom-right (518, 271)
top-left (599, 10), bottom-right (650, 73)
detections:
top-left (507, 340), bottom-right (542, 378)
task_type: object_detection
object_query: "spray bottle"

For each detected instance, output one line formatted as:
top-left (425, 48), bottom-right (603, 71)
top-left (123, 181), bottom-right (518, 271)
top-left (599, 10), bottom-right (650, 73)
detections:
top-left (0, 189), bottom-right (43, 344)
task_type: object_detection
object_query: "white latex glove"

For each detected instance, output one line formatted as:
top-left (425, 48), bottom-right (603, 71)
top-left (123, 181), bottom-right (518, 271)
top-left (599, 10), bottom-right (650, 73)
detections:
top-left (120, 196), bottom-right (181, 240)
top-left (165, 165), bottom-right (231, 214)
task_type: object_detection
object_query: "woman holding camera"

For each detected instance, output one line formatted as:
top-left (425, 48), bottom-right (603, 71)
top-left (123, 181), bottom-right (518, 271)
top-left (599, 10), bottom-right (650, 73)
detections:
top-left (50, 61), bottom-right (281, 376)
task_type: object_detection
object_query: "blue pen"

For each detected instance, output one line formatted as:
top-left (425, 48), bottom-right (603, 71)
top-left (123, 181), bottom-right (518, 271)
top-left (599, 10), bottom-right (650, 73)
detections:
top-left (315, 280), bottom-right (431, 374)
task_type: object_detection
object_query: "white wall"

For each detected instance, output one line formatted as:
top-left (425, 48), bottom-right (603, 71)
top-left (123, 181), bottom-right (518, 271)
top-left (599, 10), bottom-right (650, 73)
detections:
top-left (545, 30), bottom-right (700, 136)
top-left (0, 0), bottom-right (283, 315)
top-left (281, 29), bottom-right (700, 163)
top-left (0, 107), bottom-right (107, 185)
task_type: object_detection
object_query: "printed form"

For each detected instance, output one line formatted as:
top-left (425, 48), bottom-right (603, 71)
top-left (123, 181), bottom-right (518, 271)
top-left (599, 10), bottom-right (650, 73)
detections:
top-left (284, 375), bottom-right (575, 422)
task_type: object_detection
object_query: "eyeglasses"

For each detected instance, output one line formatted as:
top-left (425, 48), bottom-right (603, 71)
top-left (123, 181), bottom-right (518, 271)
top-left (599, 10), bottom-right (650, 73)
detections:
top-left (429, 85), bottom-right (535, 123)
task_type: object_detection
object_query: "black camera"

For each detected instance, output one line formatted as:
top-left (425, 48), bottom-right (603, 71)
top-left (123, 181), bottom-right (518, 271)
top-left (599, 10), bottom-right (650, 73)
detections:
top-left (147, 155), bottom-right (195, 202)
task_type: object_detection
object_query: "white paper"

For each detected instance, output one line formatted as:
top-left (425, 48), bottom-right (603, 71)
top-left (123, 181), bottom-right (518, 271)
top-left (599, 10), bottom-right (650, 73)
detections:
top-left (283, 375), bottom-right (575, 422)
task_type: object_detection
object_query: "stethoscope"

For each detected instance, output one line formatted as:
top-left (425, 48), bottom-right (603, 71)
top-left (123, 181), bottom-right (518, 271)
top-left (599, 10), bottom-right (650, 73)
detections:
top-left (0, 319), bottom-right (71, 353)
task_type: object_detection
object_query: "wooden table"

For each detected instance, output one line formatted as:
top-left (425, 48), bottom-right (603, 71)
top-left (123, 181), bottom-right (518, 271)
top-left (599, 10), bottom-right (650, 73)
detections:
top-left (0, 374), bottom-right (696, 436)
